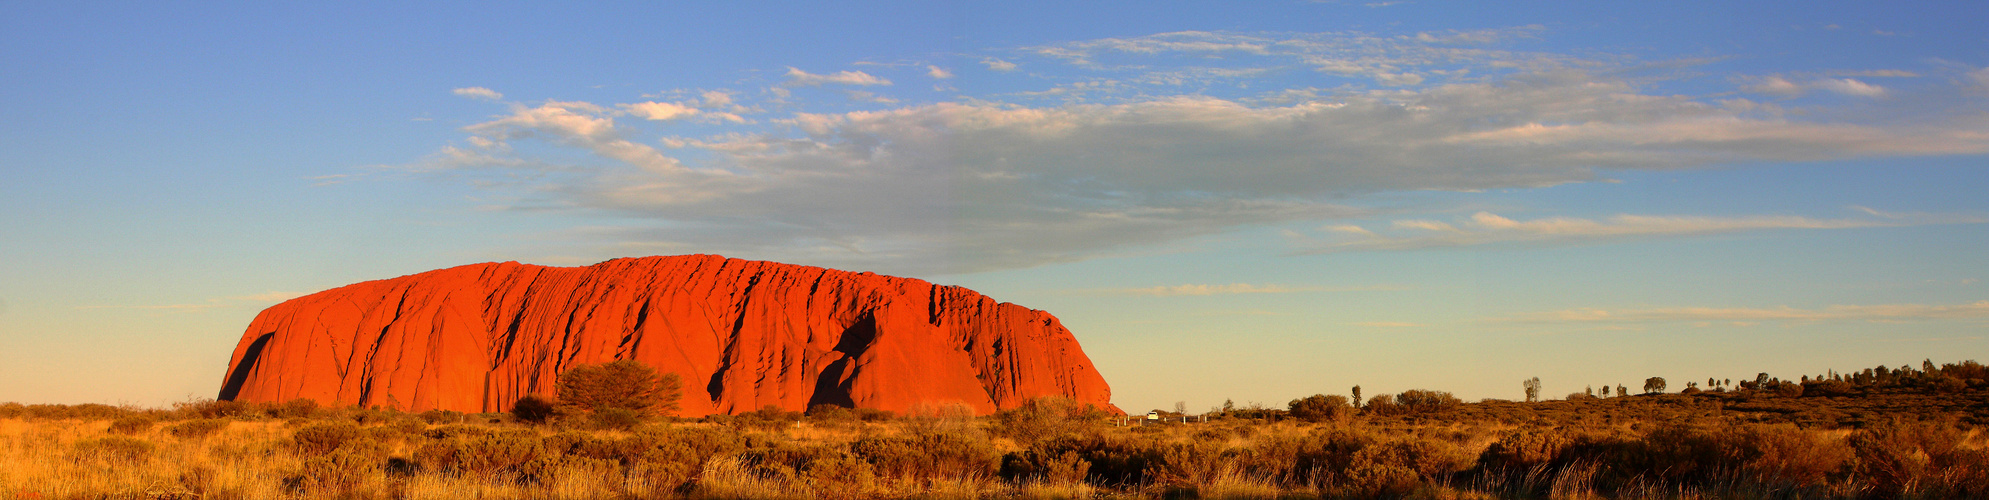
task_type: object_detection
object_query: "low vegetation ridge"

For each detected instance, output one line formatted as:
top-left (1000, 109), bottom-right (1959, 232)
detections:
top-left (2, 359), bottom-right (1985, 499)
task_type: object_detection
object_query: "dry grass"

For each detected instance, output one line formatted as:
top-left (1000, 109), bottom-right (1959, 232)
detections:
top-left (1, 376), bottom-right (1985, 499)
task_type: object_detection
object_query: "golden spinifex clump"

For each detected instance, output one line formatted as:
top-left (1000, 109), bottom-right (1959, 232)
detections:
top-left (553, 359), bottom-right (683, 416)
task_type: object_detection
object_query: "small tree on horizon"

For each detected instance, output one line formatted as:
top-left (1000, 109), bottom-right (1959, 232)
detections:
top-left (1643, 377), bottom-right (1667, 394)
top-left (1351, 385), bottom-right (1362, 409)
top-left (1523, 377), bottom-right (1542, 403)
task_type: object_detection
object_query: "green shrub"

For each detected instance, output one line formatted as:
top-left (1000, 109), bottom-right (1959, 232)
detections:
top-left (592, 407), bottom-right (643, 430)
top-left (107, 415), bottom-right (156, 435)
top-left (1478, 429), bottom-right (1570, 471)
top-left (1395, 389), bottom-right (1461, 414)
top-left (270, 398), bottom-right (319, 419)
top-left (388, 416), bottom-right (427, 436)
top-left (72, 436), bottom-right (155, 464)
top-left (1850, 421), bottom-right (1959, 498)
top-left (166, 418), bottom-right (230, 439)
top-left (852, 429), bottom-right (1001, 480)
top-left (1287, 394), bottom-right (1352, 423)
top-left (554, 359), bottom-right (682, 416)
top-left (425, 424), bottom-right (495, 440)
top-left (184, 399), bottom-right (257, 420)
top-left (807, 404), bottom-right (855, 421)
top-left (457, 430), bottom-right (544, 478)
top-left (1363, 394), bottom-right (1401, 416)
top-left (994, 396), bottom-right (1103, 444)
top-left (1803, 379), bottom-right (1857, 397)
top-left (289, 447), bottom-right (375, 493)
top-left (731, 404), bottom-right (804, 431)
top-left (24, 403), bottom-right (131, 420)
top-left (1143, 440), bottom-right (1223, 486)
top-left (292, 422), bottom-right (363, 456)
top-left (521, 453), bottom-right (620, 485)
top-left (1733, 424), bottom-right (1852, 489)
top-left (419, 409), bottom-right (465, 424)
top-left (803, 452), bottom-right (879, 499)
top-left (1341, 448), bottom-right (1422, 498)
top-left (1023, 433), bottom-right (1159, 486)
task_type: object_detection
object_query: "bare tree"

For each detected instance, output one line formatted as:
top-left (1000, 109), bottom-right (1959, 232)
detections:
top-left (1523, 377), bottom-right (1542, 403)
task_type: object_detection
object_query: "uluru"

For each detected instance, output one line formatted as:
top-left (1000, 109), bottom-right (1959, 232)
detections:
top-left (216, 255), bottom-right (1115, 417)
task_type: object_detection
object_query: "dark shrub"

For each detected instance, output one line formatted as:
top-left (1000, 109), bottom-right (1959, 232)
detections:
top-left (1733, 424), bottom-right (1852, 489)
top-left (419, 409), bottom-right (465, 424)
top-left (166, 419), bottom-right (230, 439)
top-left (803, 452), bottom-right (879, 499)
top-left (852, 429), bottom-right (1001, 480)
top-left (292, 422), bottom-right (363, 456)
top-left (1479, 429), bottom-right (1571, 471)
top-left (1396, 390), bottom-right (1461, 414)
top-left (1850, 420), bottom-right (1963, 498)
top-left (184, 399), bottom-right (257, 420)
top-left (270, 398), bottom-right (319, 419)
top-left (592, 407), bottom-right (643, 430)
top-left (72, 436), bottom-right (154, 464)
top-left (1287, 394), bottom-right (1352, 423)
top-left (732, 404), bottom-right (803, 431)
top-left (1026, 433), bottom-right (1159, 486)
top-left (994, 396), bottom-right (1105, 443)
top-left (807, 404), bottom-right (855, 421)
top-left (1803, 379), bottom-right (1857, 397)
top-left (107, 415), bottom-right (156, 435)
top-left (458, 430), bottom-right (544, 478)
top-left (425, 424), bottom-right (495, 440)
top-left (512, 395), bottom-right (556, 424)
top-left (1143, 440), bottom-right (1223, 486)
top-left (291, 447), bottom-right (375, 492)
top-left (1364, 394), bottom-right (1402, 416)
top-left (1772, 381), bottom-right (1804, 398)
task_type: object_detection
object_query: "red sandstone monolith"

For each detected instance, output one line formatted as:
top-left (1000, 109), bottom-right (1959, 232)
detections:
top-left (218, 255), bottom-right (1116, 416)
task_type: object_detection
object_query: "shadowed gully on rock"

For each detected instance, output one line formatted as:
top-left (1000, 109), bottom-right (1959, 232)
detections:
top-left (218, 255), bottom-right (1117, 416)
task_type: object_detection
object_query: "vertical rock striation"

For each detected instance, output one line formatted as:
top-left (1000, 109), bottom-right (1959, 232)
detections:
top-left (218, 255), bottom-right (1115, 416)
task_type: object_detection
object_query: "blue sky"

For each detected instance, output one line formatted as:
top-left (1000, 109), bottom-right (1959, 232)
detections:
top-left (2, 1), bottom-right (1986, 412)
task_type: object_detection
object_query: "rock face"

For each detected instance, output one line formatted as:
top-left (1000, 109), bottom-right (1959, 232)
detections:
top-left (218, 255), bottom-right (1115, 416)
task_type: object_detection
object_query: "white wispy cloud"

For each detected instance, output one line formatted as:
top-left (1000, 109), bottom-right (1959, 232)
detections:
top-left (1352, 321), bottom-right (1426, 327)
top-left (1083, 283), bottom-right (1401, 296)
top-left (1307, 210), bottom-right (1986, 252)
top-left (460, 101), bottom-right (687, 174)
top-left (621, 101), bottom-right (699, 121)
top-left (452, 87), bottom-right (503, 100)
top-left (396, 30), bottom-right (1989, 274)
top-left (927, 65), bottom-right (953, 79)
top-left (1491, 300), bottom-right (1989, 324)
top-left (783, 67), bottom-right (891, 87)
top-left (1746, 76), bottom-right (1888, 97)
